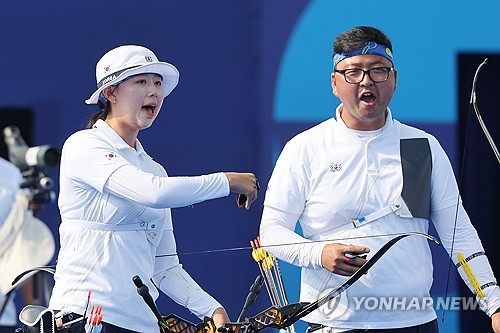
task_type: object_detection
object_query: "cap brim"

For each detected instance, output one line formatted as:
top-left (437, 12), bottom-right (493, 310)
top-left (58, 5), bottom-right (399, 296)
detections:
top-left (85, 62), bottom-right (179, 104)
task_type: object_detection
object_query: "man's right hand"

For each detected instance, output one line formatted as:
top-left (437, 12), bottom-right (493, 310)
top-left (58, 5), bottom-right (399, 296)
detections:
top-left (321, 243), bottom-right (370, 276)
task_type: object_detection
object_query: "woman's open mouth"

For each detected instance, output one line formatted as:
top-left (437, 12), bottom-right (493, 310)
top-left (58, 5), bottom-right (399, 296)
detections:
top-left (141, 104), bottom-right (156, 118)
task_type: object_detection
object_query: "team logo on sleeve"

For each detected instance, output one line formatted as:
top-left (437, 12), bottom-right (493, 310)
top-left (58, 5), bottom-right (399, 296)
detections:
top-left (105, 152), bottom-right (118, 160)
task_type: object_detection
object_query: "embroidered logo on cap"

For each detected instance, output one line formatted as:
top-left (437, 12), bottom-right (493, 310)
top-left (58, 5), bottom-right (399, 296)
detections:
top-left (104, 65), bottom-right (111, 72)
top-left (145, 56), bottom-right (153, 62)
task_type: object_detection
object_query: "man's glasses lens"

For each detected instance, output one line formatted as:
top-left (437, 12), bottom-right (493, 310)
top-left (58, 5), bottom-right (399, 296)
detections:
top-left (335, 67), bottom-right (393, 84)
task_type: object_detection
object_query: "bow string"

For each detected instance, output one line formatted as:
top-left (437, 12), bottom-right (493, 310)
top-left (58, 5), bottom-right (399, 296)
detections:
top-left (163, 232), bottom-right (440, 333)
top-left (155, 232), bottom-right (437, 259)
top-left (158, 58), bottom-right (498, 333)
top-left (440, 58), bottom-right (499, 331)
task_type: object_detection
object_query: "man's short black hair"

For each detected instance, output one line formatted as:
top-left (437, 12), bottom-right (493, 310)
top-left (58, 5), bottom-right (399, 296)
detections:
top-left (333, 26), bottom-right (393, 57)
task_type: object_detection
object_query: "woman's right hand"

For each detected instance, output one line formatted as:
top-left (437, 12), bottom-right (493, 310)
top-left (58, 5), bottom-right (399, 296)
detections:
top-left (224, 172), bottom-right (259, 209)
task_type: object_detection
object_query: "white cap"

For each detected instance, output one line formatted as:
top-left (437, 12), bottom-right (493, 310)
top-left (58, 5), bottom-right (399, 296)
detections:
top-left (85, 45), bottom-right (179, 104)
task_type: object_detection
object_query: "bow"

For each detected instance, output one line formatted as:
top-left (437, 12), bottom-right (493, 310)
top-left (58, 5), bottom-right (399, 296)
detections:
top-left (468, 58), bottom-right (499, 164)
top-left (440, 58), bottom-right (499, 331)
top-left (164, 232), bottom-right (439, 333)
top-left (222, 232), bottom-right (440, 333)
top-left (12, 231), bottom-right (439, 333)
top-left (157, 60), bottom-right (497, 333)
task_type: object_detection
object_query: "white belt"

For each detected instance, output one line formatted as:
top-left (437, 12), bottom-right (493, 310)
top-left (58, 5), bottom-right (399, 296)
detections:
top-left (62, 215), bottom-right (166, 247)
top-left (62, 218), bottom-right (160, 231)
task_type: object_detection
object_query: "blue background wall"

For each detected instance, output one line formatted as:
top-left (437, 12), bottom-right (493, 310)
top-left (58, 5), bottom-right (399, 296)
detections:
top-left (1, 1), bottom-right (498, 332)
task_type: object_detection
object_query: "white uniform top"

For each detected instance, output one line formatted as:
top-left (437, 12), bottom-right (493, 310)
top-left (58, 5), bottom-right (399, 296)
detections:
top-left (260, 106), bottom-right (500, 330)
top-left (0, 157), bottom-right (23, 326)
top-left (49, 120), bottom-right (230, 332)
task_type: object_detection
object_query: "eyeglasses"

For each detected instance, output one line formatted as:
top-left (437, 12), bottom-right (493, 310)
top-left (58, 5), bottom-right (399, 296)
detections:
top-left (334, 66), bottom-right (394, 84)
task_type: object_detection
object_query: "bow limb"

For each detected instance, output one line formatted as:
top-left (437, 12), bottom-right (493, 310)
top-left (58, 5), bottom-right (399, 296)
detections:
top-left (469, 58), bottom-right (500, 164)
top-left (221, 232), bottom-right (440, 333)
top-left (441, 58), bottom-right (499, 331)
top-left (280, 231), bottom-right (440, 327)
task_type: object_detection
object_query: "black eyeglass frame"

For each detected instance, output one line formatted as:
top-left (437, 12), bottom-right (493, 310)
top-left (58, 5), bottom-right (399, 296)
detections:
top-left (333, 66), bottom-right (395, 84)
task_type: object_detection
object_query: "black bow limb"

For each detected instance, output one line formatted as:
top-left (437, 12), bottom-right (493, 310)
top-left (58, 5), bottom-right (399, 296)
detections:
top-left (219, 232), bottom-right (440, 333)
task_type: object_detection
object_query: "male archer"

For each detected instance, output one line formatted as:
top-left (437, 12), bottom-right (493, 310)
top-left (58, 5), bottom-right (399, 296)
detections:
top-left (260, 26), bottom-right (500, 332)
